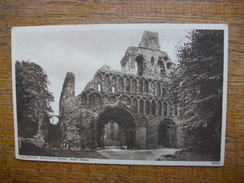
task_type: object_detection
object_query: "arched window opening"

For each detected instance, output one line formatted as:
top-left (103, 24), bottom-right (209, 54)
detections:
top-left (136, 55), bottom-right (144, 76)
top-left (144, 80), bottom-right (149, 93)
top-left (112, 76), bottom-right (116, 85)
top-left (157, 83), bottom-right (161, 96)
top-left (96, 73), bottom-right (102, 83)
top-left (158, 59), bottom-right (166, 77)
top-left (118, 77), bottom-right (124, 92)
top-left (125, 78), bottom-right (130, 92)
top-left (151, 82), bottom-right (155, 95)
top-left (104, 95), bottom-right (108, 104)
top-left (158, 60), bottom-right (164, 68)
top-left (162, 88), bottom-right (165, 98)
top-left (126, 97), bottom-right (131, 106)
top-left (145, 100), bottom-right (150, 115)
top-left (167, 105), bottom-right (172, 116)
top-left (132, 79), bottom-right (137, 93)
top-left (158, 101), bottom-right (162, 116)
top-left (111, 76), bottom-right (117, 92)
top-left (111, 75), bottom-right (116, 85)
top-left (132, 98), bottom-right (138, 113)
top-left (98, 83), bottom-right (101, 92)
top-left (163, 102), bottom-right (167, 116)
top-left (173, 106), bottom-right (178, 116)
top-left (119, 96), bottom-right (126, 103)
top-left (112, 86), bottom-right (115, 93)
top-left (151, 100), bottom-right (156, 115)
top-left (139, 99), bottom-right (144, 115)
top-left (139, 80), bottom-right (143, 93)
top-left (105, 74), bottom-right (109, 83)
top-left (167, 62), bottom-right (172, 69)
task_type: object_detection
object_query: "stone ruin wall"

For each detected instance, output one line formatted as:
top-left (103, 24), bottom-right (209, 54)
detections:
top-left (59, 69), bottom-right (183, 150)
top-left (121, 46), bottom-right (173, 79)
top-left (58, 31), bottom-right (184, 150)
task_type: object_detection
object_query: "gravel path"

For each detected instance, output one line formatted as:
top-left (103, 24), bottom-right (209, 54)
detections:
top-left (97, 148), bottom-right (182, 160)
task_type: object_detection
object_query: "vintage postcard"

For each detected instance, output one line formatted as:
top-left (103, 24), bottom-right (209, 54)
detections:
top-left (12, 24), bottom-right (228, 166)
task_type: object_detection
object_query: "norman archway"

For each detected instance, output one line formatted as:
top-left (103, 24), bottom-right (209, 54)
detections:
top-left (96, 107), bottom-right (136, 149)
top-left (158, 118), bottom-right (177, 148)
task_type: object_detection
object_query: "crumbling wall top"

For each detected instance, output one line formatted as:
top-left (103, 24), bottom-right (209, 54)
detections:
top-left (138, 31), bottom-right (161, 51)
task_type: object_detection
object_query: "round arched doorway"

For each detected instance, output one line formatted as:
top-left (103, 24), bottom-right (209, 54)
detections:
top-left (158, 118), bottom-right (177, 148)
top-left (96, 107), bottom-right (136, 149)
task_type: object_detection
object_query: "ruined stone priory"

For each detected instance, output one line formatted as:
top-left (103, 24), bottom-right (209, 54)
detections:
top-left (59, 31), bottom-right (182, 150)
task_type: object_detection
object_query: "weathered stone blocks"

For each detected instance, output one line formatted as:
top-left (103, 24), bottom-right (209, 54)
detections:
top-left (59, 31), bottom-right (181, 150)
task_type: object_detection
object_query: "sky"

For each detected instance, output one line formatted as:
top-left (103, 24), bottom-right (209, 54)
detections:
top-left (12, 24), bottom-right (190, 114)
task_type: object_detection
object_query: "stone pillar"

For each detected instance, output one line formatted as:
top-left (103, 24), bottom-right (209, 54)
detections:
top-left (59, 72), bottom-right (75, 107)
top-left (59, 72), bottom-right (75, 138)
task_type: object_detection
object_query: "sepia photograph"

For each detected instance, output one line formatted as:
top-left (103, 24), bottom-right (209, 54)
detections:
top-left (12, 24), bottom-right (228, 166)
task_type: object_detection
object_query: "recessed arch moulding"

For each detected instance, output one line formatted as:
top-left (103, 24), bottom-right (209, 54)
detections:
top-left (58, 31), bottom-right (183, 150)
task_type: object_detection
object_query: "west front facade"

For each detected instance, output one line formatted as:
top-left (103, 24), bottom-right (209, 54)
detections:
top-left (59, 31), bottom-right (182, 150)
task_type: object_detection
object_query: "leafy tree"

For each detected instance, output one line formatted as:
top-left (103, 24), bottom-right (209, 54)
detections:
top-left (15, 61), bottom-right (54, 138)
top-left (166, 30), bottom-right (224, 158)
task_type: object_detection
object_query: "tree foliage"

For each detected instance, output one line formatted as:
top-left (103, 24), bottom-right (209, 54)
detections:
top-left (166, 30), bottom-right (224, 157)
top-left (15, 61), bottom-right (54, 138)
